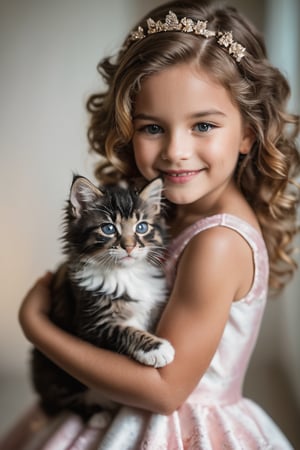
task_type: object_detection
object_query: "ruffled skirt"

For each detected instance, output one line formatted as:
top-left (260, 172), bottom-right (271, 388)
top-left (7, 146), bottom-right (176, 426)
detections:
top-left (0, 397), bottom-right (293, 450)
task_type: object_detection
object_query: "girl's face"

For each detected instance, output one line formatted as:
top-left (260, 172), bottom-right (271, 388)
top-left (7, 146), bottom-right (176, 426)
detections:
top-left (132, 63), bottom-right (253, 209)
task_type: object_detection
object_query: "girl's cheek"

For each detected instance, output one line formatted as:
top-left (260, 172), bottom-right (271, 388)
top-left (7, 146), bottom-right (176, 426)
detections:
top-left (133, 141), bottom-right (148, 166)
top-left (134, 153), bottom-right (154, 180)
top-left (134, 154), bottom-right (149, 176)
top-left (133, 146), bottom-right (145, 172)
top-left (133, 136), bottom-right (160, 178)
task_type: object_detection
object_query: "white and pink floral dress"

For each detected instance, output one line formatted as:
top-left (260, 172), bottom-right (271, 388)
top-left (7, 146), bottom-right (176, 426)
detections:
top-left (0, 214), bottom-right (293, 449)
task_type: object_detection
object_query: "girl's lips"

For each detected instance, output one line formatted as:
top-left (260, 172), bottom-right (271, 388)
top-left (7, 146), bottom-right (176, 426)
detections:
top-left (161, 170), bottom-right (203, 184)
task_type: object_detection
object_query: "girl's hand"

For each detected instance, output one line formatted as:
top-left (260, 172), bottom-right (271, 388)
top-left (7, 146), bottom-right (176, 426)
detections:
top-left (19, 272), bottom-right (53, 341)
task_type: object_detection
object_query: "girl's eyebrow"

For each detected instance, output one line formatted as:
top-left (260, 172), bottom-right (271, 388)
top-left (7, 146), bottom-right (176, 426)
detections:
top-left (133, 110), bottom-right (227, 121)
top-left (132, 113), bottom-right (160, 121)
top-left (190, 110), bottom-right (227, 119)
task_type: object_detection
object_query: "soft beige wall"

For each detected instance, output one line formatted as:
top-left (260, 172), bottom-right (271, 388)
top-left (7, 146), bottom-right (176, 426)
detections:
top-left (0, 0), bottom-right (299, 437)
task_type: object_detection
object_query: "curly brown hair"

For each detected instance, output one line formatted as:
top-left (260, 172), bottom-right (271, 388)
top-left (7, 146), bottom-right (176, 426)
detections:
top-left (86, 0), bottom-right (300, 291)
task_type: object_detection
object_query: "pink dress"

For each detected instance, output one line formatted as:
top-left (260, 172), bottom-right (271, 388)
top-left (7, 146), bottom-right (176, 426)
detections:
top-left (0, 214), bottom-right (293, 449)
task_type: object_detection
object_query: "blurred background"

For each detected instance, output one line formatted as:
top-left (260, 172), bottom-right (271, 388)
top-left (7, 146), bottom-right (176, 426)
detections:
top-left (0, 0), bottom-right (299, 446)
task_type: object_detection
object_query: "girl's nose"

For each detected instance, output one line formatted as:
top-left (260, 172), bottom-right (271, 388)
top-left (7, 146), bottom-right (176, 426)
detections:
top-left (161, 134), bottom-right (192, 162)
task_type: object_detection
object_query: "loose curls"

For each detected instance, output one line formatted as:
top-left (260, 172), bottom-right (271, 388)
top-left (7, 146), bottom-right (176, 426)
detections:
top-left (86, 0), bottom-right (300, 292)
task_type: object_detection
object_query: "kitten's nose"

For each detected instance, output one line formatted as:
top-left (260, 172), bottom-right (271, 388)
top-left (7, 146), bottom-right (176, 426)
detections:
top-left (125, 245), bottom-right (135, 255)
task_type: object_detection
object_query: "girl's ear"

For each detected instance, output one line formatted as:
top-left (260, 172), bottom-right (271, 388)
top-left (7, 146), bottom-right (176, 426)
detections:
top-left (240, 126), bottom-right (255, 155)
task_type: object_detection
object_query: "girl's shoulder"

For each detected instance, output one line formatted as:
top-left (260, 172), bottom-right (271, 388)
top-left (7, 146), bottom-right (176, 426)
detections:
top-left (165, 214), bottom-right (269, 303)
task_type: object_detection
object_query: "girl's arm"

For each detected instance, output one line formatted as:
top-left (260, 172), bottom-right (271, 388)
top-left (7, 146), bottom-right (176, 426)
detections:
top-left (19, 227), bottom-right (253, 415)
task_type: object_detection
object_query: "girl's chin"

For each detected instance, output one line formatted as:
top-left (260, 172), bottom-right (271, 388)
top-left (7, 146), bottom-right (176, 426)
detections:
top-left (163, 189), bottom-right (199, 206)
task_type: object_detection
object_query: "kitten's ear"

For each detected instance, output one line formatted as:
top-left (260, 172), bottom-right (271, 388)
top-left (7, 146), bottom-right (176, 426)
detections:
top-left (139, 178), bottom-right (163, 214)
top-left (70, 176), bottom-right (103, 218)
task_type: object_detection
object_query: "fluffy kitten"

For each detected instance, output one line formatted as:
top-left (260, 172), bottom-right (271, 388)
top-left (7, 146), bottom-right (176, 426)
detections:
top-left (31, 176), bottom-right (174, 417)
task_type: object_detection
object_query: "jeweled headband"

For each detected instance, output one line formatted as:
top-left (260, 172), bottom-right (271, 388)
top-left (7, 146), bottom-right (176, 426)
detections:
top-left (127, 10), bottom-right (246, 62)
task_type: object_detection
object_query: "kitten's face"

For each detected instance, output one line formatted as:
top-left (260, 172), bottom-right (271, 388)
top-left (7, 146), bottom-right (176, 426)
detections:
top-left (65, 177), bottom-right (166, 268)
top-left (83, 208), bottom-right (163, 268)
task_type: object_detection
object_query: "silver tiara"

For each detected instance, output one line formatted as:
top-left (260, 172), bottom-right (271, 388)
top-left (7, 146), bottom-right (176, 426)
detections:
top-left (128, 10), bottom-right (246, 62)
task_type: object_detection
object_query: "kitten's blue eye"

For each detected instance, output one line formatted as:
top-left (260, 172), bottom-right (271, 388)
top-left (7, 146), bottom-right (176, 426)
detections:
top-left (136, 222), bottom-right (149, 234)
top-left (100, 223), bottom-right (116, 235)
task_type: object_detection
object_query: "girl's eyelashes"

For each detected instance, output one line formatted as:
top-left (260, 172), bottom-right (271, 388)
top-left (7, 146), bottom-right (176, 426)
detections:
top-left (137, 124), bottom-right (163, 135)
top-left (193, 122), bottom-right (215, 133)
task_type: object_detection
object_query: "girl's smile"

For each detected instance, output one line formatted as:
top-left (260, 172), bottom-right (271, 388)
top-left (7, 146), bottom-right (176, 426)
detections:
top-left (132, 63), bottom-right (253, 209)
top-left (161, 169), bottom-right (206, 185)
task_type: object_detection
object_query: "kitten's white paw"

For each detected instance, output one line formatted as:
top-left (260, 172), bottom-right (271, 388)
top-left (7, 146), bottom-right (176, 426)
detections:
top-left (135, 339), bottom-right (175, 368)
top-left (88, 411), bottom-right (112, 429)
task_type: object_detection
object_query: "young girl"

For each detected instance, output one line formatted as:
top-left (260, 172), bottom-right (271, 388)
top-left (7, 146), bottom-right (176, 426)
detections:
top-left (3, 0), bottom-right (300, 448)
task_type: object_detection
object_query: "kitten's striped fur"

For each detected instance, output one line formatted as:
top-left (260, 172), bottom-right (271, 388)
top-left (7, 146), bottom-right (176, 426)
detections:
top-left (31, 176), bottom-right (174, 417)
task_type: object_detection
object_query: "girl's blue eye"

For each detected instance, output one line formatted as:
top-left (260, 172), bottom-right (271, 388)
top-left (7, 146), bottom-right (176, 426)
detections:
top-left (100, 223), bottom-right (116, 235)
top-left (143, 124), bottom-right (163, 135)
top-left (195, 123), bottom-right (213, 132)
top-left (136, 222), bottom-right (149, 234)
